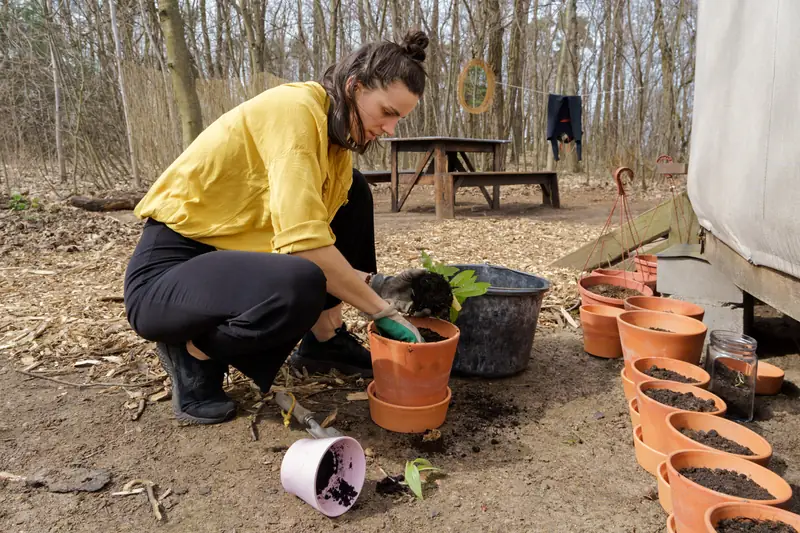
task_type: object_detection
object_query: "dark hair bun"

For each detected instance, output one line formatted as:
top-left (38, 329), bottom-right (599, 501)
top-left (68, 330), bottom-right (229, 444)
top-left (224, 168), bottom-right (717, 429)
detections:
top-left (401, 30), bottom-right (429, 62)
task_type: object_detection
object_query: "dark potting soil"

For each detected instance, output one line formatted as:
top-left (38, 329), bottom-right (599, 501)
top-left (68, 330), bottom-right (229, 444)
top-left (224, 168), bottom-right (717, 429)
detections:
top-left (322, 477), bottom-right (358, 507)
top-left (376, 474), bottom-right (407, 496)
top-left (648, 327), bottom-right (674, 333)
top-left (679, 428), bottom-right (755, 456)
top-left (419, 327), bottom-right (447, 343)
top-left (710, 361), bottom-right (754, 421)
top-left (644, 389), bottom-right (718, 412)
top-left (410, 272), bottom-right (453, 316)
top-left (678, 467), bottom-right (775, 500)
top-left (587, 283), bottom-right (642, 300)
top-left (643, 365), bottom-right (699, 384)
top-left (316, 449), bottom-right (338, 496)
top-left (715, 517), bottom-right (798, 533)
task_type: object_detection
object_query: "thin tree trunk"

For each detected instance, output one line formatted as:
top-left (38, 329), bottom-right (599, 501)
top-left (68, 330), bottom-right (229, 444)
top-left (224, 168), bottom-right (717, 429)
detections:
top-left (199, 0), bottom-right (214, 77)
top-left (43, 0), bottom-right (67, 183)
top-left (328, 0), bottom-right (340, 62)
top-left (158, 0), bottom-right (204, 147)
top-left (546, 4), bottom-right (569, 172)
top-left (110, 0), bottom-right (139, 187)
top-left (654, 0), bottom-right (676, 156)
top-left (138, 0), bottom-right (181, 152)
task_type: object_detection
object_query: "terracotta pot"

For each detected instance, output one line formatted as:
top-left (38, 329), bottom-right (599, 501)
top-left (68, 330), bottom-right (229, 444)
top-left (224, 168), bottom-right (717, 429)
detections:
top-left (633, 424), bottom-right (666, 476)
top-left (629, 397), bottom-right (640, 427)
top-left (631, 357), bottom-right (711, 391)
top-left (705, 502), bottom-right (800, 532)
top-left (618, 310), bottom-right (708, 373)
top-left (368, 317), bottom-right (459, 407)
top-left (666, 514), bottom-right (676, 533)
top-left (591, 268), bottom-right (657, 291)
top-left (665, 411), bottom-right (773, 466)
top-left (721, 358), bottom-right (785, 396)
top-left (578, 275), bottom-right (654, 309)
top-left (657, 461), bottom-right (673, 515)
top-left (624, 296), bottom-right (705, 322)
top-left (580, 305), bottom-right (625, 358)
top-left (622, 367), bottom-right (636, 400)
top-left (667, 450), bottom-right (793, 533)
top-left (637, 380), bottom-right (726, 454)
top-left (634, 254), bottom-right (658, 276)
top-left (366, 381), bottom-right (451, 433)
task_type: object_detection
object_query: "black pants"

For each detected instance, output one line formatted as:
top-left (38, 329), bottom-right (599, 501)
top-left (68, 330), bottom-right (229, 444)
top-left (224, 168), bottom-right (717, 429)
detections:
top-left (123, 170), bottom-right (376, 389)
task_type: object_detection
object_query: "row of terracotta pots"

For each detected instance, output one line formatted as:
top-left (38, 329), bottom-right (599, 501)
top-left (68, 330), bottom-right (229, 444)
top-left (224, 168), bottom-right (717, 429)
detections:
top-left (366, 317), bottom-right (459, 433)
top-left (588, 299), bottom-right (800, 532)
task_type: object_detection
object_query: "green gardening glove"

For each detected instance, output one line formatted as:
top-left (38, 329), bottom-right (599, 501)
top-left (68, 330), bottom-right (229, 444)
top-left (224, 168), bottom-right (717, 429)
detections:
top-left (371, 305), bottom-right (424, 343)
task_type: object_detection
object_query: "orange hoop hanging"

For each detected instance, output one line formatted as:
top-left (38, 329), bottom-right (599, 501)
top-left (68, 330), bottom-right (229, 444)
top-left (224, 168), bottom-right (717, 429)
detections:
top-left (457, 59), bottom-right (495, 114)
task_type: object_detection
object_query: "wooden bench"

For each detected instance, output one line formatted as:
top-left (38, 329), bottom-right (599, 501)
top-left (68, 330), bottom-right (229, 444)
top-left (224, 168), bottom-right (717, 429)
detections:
top-left (361, 168), bottom-right (559, 219)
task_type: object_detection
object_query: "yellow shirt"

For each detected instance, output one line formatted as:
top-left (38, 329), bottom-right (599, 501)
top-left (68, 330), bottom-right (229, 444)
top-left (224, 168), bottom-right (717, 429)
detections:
top-left (134, 81), bottom-right (353, 254)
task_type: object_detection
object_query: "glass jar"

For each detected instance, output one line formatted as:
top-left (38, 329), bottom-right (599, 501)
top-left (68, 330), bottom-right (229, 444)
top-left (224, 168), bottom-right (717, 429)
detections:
top-left (706, 330), bottom-right (758, 422)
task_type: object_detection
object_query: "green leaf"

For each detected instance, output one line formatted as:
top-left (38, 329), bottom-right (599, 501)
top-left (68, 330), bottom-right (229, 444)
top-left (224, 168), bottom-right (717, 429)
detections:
top-left (404, 461), bottom-right (423, 500)
top-left (449, 270), bottom-right (475, 288)
top-left (453, 282), bottom-right (491, 298)
top-left (438, 265), bottom-right (459, 278)
top-left (449, 306), bottom-right (459, 323)
top-left (421, 251), bottom-right (434, 271)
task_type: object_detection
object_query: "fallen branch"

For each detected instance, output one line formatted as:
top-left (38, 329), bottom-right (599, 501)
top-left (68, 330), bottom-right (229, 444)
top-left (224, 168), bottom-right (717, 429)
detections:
top-left (0, 320), bottom-right (50, 351)
top-left (68, 194), bottom-right (143, 212)
top-left (131, 398), bottom-right (146, 421)
top-left (122, 479), bottom-right (163, 521)
top-left (560, 307), bottom-right (579, 328)
top-left (14, 369), bottom-right (162, 389)
top-left (0, 471), bottom-right (26, 483)
top-left (112, 487), bottom-right (146, 497)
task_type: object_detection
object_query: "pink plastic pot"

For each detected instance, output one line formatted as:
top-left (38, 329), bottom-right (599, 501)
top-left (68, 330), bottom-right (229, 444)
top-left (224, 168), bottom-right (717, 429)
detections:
top-left (280, 436), bottom-right (366, 517)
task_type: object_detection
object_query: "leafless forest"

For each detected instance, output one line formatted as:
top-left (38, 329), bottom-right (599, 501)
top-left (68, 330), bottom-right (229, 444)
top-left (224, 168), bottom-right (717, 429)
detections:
top-left (0, 0), bottom-right (696, 196)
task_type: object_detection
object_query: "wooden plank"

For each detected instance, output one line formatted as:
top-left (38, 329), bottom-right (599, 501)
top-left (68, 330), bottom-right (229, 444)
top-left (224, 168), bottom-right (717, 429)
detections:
top-left (550, 193), bottom-right (688, 270)
top-left (449, 171), bottom-right (557, 177)
top-left (382, 136), bottom-right (509, 144)
top-left (705, 234), bottom-right (800, 322)
top-left (390, 143), bottom-right (398, 212)
top-left (392, 141), bottom-right (499, 154)
top-left (434, 148), bottom-right (453, 219)
top-left (667, 191), bottom-right (700, 247)
top-left (656, 162), bottom-right (687, 175)
top-left (396, 149), bottom-right (433, 211)
top-left (492, 144), bottom-right (504, 209)
top-left (455, 175), bottom-right (555, 187)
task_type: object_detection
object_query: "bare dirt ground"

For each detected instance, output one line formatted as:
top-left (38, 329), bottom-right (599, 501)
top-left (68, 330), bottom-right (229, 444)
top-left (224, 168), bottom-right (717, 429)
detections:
top-left (1, 178), bottom-right (799, 533)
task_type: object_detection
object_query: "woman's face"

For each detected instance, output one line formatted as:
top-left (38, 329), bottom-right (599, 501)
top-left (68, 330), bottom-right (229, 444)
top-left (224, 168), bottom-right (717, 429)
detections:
top-left (351, 81), bottom-right (419, 144)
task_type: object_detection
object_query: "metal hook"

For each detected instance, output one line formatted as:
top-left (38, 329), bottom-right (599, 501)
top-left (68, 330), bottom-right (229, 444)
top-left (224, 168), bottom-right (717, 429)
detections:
top-left (613, 167), bottom-right (635, 196)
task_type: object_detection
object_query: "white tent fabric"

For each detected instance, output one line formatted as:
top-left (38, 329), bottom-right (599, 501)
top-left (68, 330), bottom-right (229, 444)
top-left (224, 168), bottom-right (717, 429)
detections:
top-left (688, 0), bottom-right (800, 279)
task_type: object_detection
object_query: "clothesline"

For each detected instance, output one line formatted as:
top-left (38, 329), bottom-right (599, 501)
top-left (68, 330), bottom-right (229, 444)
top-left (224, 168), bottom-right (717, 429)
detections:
top-left (495, 80), bottom-right (648, 98)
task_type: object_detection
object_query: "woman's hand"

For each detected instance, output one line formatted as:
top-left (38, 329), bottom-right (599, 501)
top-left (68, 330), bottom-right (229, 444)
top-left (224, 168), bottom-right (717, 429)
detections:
top-left (369, 304), bottom-right (423, 343)
top-left (369, 268), bottom-right (429, 315)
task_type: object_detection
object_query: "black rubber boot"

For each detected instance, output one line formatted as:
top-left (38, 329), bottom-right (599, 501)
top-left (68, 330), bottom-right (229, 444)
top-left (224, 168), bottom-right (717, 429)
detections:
top-left (290, 324), bottom-right (373, 377)
top-left (156, 342), bottom-right (237, 424)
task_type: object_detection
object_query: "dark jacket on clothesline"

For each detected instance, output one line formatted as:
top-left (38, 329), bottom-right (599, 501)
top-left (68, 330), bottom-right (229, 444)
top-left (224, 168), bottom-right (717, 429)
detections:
top-left (546, 94), bottom-right (583, 162)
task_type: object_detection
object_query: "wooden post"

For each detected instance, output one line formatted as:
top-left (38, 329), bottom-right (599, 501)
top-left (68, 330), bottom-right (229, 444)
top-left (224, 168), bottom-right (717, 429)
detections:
top-left (390, 142), bottom-right (398, 212)
top-left (491, 144), bottom-right (504, 209)
top-left (434, 145), bottom-right (454, 219)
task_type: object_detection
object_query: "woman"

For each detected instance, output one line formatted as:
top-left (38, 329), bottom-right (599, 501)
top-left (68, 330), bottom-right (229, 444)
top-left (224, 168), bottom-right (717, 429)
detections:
top-left (123, 30), bottom-right (432, 425)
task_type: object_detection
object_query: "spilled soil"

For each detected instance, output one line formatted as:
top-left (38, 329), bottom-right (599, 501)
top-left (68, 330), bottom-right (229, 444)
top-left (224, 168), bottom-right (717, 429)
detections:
top-left (715, 517), bottom-right (798, 533)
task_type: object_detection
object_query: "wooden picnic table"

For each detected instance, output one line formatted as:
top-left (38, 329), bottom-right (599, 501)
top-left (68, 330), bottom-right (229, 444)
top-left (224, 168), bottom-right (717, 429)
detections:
top-left (382, 136), bottom-right (510, 218)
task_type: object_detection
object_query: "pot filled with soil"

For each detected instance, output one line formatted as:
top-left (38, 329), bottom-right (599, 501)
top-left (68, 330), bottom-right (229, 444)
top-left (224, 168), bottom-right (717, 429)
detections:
top-left (666, 411), bottom-right (773, 466)
top-left (666, 450), bottom-right (793, 533)
top-left (448, 264), bottom-right (550, 377)
top-left (579, 274), bottom-right (654, 309)
top-left (622, 367), bottom-right (636, 400)
top-left (631, 356), bottom-right (711, 390)
top-left (636, 380), bottom-right (726, 454)
top-left (633, 424), bottom-right (666, 476)
top-left (617, 310), bottom-right (708, 372)
top-left (705, 502), bottom-right (800, 533)
top-left (634, 254), bottom-right (658, 277)
top-left (367, 381), bottom-right (452, 433)
top-left (369, 317), bottom-right (459, 407)
top-left (590, 268), bottom-right (657, 291)
top-left (580, 304), bottom-right (626, 358)
top-left (624, 296), bottom-right (705, 322)
top-left (280, 436), bottom-right (367, 517)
